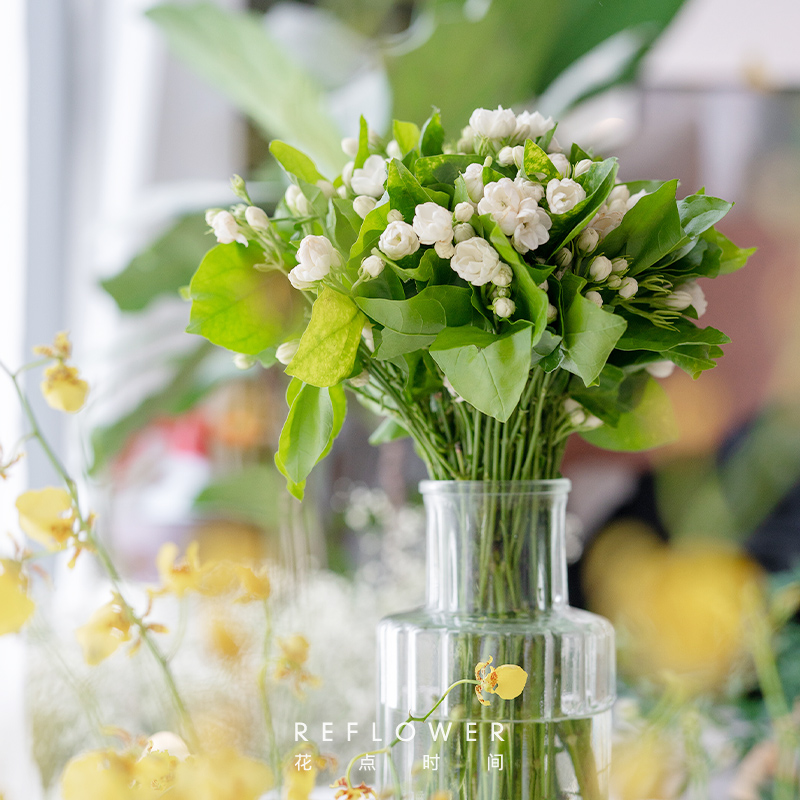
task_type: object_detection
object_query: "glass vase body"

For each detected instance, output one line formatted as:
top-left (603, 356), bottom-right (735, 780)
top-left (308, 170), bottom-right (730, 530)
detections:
top-left (376, 480), bottom-right (615, 799)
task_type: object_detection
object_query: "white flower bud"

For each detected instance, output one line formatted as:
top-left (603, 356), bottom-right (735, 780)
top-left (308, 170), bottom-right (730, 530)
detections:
top-left (362, 323), bottom-right (375, 353)
top-left (341, 137), bottom-right (359, 158)
top-left (583, 414), bottom-right (603, 429)
top-left (463, 163), bottom-right (485, 202)
top-left (493, 297), bottom-right (516, 318)
top-left (341, 161), bottom-right (354, 187)
top-left (549, 153), bottom-right (570, 176)
top-left (666, 280), bottom-right (707, 317)
top-left (316, 180), bottom-right (335, 199)
top-left (233, 353), bottom-right (257, 370)
top-left (574, 159), bottom-right (594, 177)
top-left (514, 110), bottom-right (555, 141)
top-left (618, 277), bottom-right (638, 299)
top-left (497, 146), bottom-right (516, 166)
top-left (611, 258), bottom-right (628, 274)
top-left (453, 222), bottom-right (475, 243)
top-left (245, 205), bottom-right (270, 230)
top-left (492, 264), bottom-right (513, 287)
top-left (577, 227), bottom-right (600, 253)
top-left (351, 154), bottom-right (387, 198)
top-left (469, 106), bottom-right (517, 140)
top-left (285, 185), bottom-right (313, 217)
top-left (434, 240), bottom-right (456, 259)
top-left (546, 179), bottom-right (586, 214)
top-left (607, 275), bottom-right (622, 289)
top-left (288, 235), bottom-right (342, 289)
top-left (585, 290), bottom-right (603, 308)
top-left (387, 209), bottom-right (404, 223)
top-left (386, 139), bottom-right (402, 160)
top-left (361, 255), bottom-right (385, 278)
top-left (564, 398), bottom-right (586, 425)
top-left (337, 185), bottom-right (348, 198)
top-left (378, 220), bottom-right (420, 260)
top-left (546, 303), bottom-right (558, 323)
top-left (276, 340), bottom-right (300, 365)
top-left (454, 202), bottom-right (474, 222)
top-left (353, 195), bottom-right (377, 219)
top-left (554, 248), bottom-right (573, 268)
top-left (350, 370), bottom-right (370, 388)
top-left (539, 280), bottom-right (549, 291)
top-left (205, 208), bottom-right (223, 226)
top-left (645, 360), bottom-right (676, 379)
top-left (511, 145), bottom-right (526, 169)
top-left (210, 210), bottom-right (248, 246)
top-left (493, 286), bottom-right (511, 298)
top-left (457, 125), bottom-right (475, 153)
top-left (413, 202), bottom-right (454, 245)
top-left (589, 255), bottom-right (613, 282)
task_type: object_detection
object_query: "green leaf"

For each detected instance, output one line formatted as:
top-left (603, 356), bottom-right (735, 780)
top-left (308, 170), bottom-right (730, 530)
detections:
top-left (187, 242), bottom-right (298, 354)
top-left (102, 214), bottom-right (212, 312)
top-left (598, 179), bottom-right (682, 274)
top-left (355, 115), bottom-right (370, 169)
top-left (561, 294), bottom-right (627, 386)
top-left (392, 120), bottom-right (421, 157)
top-left (374, 329), bottom-right (437, 360)
top-left (702, 228), bottom-right (755, 275)
top-left (347, 202), bottom-right (390, 274)
top-left (419, 109), bottom-right (445, 156)
top-left (286, 288), bottom-right (365, 387)
top-left (332, 198), bottom-right (360, 254)
top-left (369, 417), bottom-right (410, 445)
top-left (147, 3), bottom-right (344, 175)
top-left (387, 159), bottom-right (447, 220)
top-left (616, 315), bottom-right (730, 352)
top-left (430, 321), bottom-right (534, 422)
top-left (569, 364), bottom-right (629, 425)
top-left (677, 192), bottom-right (733, 239)
top-left (356, 285), bottom-right (473, 335)
top-left (523, 140), bottom-right (559, 180)
top-left (269, 140), bottom-right (327, 183)
top-left (581, 375), bottom-right (678, 451)
top-left (415, 154), bottom-right (484, 186)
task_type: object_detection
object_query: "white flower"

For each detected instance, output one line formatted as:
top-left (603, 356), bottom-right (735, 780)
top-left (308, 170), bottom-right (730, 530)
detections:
top-left (469, 106), bottom-right (517, 140)
top-left (547, 136), bottom-right (562, 154)
top-left (619, 277), bottom-right (638, 299)
top-left (645, 360), bottom-right (676, 379)
top-left (549, 153), bottom-right (570, 176)
top-left (233, 353), bottom-right (257, 370)
top-left (574, 159), bottom-right (594, 177)
top-left (546, 303), bottom-right (558, 323)
top-left (387, 209), bottom-right (404, 223)
top-left (205, 208), bottom-right (222, 226)
top-left (316, 180), bottom-right (335, 198)
top-left (336, 185), bottom-right (348, 198)
top-left (584, 414), bottom-right (603, 429)
top-left (585, 291), bottom-right (603, 307)
top-left (289, 235), bottom-right (342, 289)
top-left (589, 256), bottom-right (613, 282)
top-left (514, 110), bottom-right (555, 141)
top-left (577, 227), bottom-right (600, 253)
top-left (514, 176), bottom-right (544, 202)
top-left (210, 211), bottom-right (247, 246)
top-left (463, 163), bottom-right (485, 203)
top-left (434, 240), bottom-right (456, 259)
top-left (589, 208), bottom-right (624, 239)
top-left (492, 264), bottom-right (513, 287)
top-left (497, 146), bottom-right (516, 166)
top-left (276, 340), bottom-right (300, 365)
top-left (351, 154), bottom-right (387, 197)
top-left (443, 375), bottom-right (465, 402)
top-left (564, 398), bottom-right (586, 425)
top-left (493, 297), bottom-right (516, 318)
top-left (450, 238), bottom-right (502, 286)
top-left (666, 280), bottom-right (707, 317)
top-left (379, 220), bottom-right (420, 260)
top-left (362, 323), bottom-right (375, 353)
top-left (353, 195), bottom-right (377, 219)
top-left (341, 137), bottom-right (359, 158)
top-left (245, 206), bottom-right (269, 230)
top-left (457, 125), bottom-right (475, 153)
top-left (454, 222), bottom-right (475, 243)
top-left (349, 370), bottom-right (370, 388)
top-left (478, 178), bottom-right (522, 235)
top-left (554, 248), bottom-right (573, 268)
top-left (627, 189), bottom-right (647, 209)
top-left (341, 161), bottom-right (354, 187)
top-left (512, 202), bottom-right (552, 254)
top-left (611, 258), bottom-right (628, 274)
top-left (546, 179), bottom-right (586, 214)
top-left (607, 275), bottom-right (622, 289)
top-left (361, 255), bottom-right (385, 278)
top-left (412, 202), bottom-right (454, 245)
top-left (454, 202), bottom-right (474, 222)
top-left (386, 139), bottom-right (402, 160)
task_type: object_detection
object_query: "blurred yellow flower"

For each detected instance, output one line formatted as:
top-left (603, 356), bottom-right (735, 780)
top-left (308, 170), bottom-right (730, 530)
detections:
top-left (61, 750), bottom-right (134, 800)
top-left (474, 656), bottom-right (528, 706)
top-left (610, 730), bottom-right (684, 800)
top-left (207, 617), bottom-right (246, 661)
top-left (33, 331), bottom-right (72, 361)
top-left (285, 748), bottom-right (319, 800)
top-left (584, 521), bottom-right (765, 694)
top-left (156, 542), bottom-right (210, 597)
top-left (41, 363), bottom-right (89, 413)
top-left (330, 778), bottom-right (376, 799)
top-left (169, 748), bottom-right (272, 800)
top-left (0, 443), bottom-right (22, 480)
top-left (16, 487), bottom-right (76, 549)
top-left (274, 634), bottom-right (320, 696)
top-left (75, 593), bottom-right (134, 666)
top-left (0, 560), bottom-right (35, 636)
top-left (234, 564), bottom-right (270, 603)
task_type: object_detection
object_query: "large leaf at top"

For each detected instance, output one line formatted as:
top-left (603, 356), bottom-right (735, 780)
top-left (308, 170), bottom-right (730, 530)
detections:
top-left (385, 0), bottom-right (686, 126)
top-left (356, 285), bottom-right (473, 335)
top-left (102, 214), bottom-right (211, 312)
top-left (430, 321), bottom-right (533, 422)
top-left (147, 3), bottom-right (344, 175)
top-left (187, 242), bottom-right (299, 354)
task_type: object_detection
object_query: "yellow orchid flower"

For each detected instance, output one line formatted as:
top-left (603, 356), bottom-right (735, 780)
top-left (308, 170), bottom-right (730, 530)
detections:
top-left (0, 560), bottom-right (35, 636)
top-left (330, 778), bottom-right (377, 799)
top-left (168, 748), bottom-right (272, 800)
top-left (75, 593), bottom-right (134, 666)
top-left (33, 331), bottom-right (72, 361)
top-left (41, 363), bottom-right (89, 413)
top-left (156, 542), bottom-right (209, 597)
top-left (16, 487), bottom-right (76, 550)
top-left (234, 564), bottom-right (270, 602)
top-left (474, 656), bottom-right (528, 706)
top-left (274, 634), bottom-right (321, 697)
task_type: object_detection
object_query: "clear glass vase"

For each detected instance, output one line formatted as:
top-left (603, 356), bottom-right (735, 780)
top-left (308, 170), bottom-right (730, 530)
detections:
top-left (376, 480), bottom-right (615, 799)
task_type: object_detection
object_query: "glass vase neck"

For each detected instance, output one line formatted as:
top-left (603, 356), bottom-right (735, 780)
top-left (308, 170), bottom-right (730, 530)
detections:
top-left (420, 479), bottom-right (571, 615)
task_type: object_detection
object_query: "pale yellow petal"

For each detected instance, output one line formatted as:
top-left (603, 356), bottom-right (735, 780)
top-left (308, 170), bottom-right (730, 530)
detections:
top-left (16, 487), bottom-right (74, 549)
top-left (493, 664), bottom-right (528, 700)
top-left (75, 596), bottom-right (133, 666)
top-left (60, 751), bottom-right (132, 800)
top-left (41, 364), bottom-right (89, 413)
top-left (0, 561), bottom-right (35, 635)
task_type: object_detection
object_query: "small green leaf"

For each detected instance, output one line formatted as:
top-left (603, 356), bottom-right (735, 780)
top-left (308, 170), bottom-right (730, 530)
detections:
top-left (286, 288), bottom-right (365, 387)
top-left (269, 140), bottom-right (326, 184)
top-left (355, 115), bottom-right (370, 169)
top-left (356, 285), bottom-right (473, 335)
top-left (430, 321), bottom-right (534, 422)
top-left (616, 316), bottom-right (730, 352)
top-left (420, 109), bottom-right (445, 156)
top-left (387, 159), bottom-right (447, 220)
top-left (523, 140), bottom-right (559, 180)
top-left (374, 329), bottom-right (437, 360)
top-left (392, 120), bottom-right (420, 157)
top-left (347, 202), bottom-right (390, 274)
top-left (702, 228), bottom-right (755, 275)
top-left (414, 154), bottom-right (484, 186)
top-left (677, 192), bottom-right (732, 239)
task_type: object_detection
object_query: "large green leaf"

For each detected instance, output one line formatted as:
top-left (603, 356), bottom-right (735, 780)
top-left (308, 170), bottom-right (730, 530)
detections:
top-left (386, 159), bottom-right (448, 220)
top-left (187, 242), bottom-right (298, 354)
top-left (147, 3), bottom-right (344, 175)
top-left (269, 140), bottom-right (327, 183)
top-left (414, 154), bottom-right (484, 186)
top-left (356, 285), bottom-right (473, 335)
top-left (286, 288), bottom-right (365, 387)
top-left (616, 315), bottom-right (730, 352)
top-left (102, 214), bottom-right (210, 312)
top-left (702, 228), bottom-right (756, 275)
top-left (430, 321), bottom-right (533, 422)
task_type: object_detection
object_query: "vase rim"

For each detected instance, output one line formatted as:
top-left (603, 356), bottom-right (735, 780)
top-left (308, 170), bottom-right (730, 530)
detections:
top-left (419, 478), bottom-right (571, 496)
